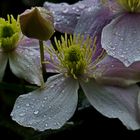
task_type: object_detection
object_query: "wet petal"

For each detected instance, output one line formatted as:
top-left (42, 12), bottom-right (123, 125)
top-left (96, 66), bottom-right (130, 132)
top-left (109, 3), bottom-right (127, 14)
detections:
top-left (11, 74), bottom-right (79, 131)
top-left (0, 52), bottom-right (8, 81)
top-left (75, 5), bottom-right (112, 37)
top-left (80, 79), bottom-right (140, 130)
top-left (44, 0), bottom-right (100, 34)
top-left (95, 55), bottom-right (140, 86)
top-left (74, 5), bottom-right (113, 61)
top-left (9, 47), bottom-right (43, 86)
top-left (101, 13), bottom-right (140, 66)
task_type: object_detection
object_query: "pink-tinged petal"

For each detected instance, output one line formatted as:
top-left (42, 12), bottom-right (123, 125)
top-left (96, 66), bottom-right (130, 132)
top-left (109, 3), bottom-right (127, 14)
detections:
top-left (11, 74), bottom-right (79, 131)
top-left (0, 52), bottom-right (8, 81)
top-left (95, 55), bottom-right (140, 86)
top-left (101, 13), bottom-right (140, 66)
top-left (75, 5), bottom-right (112, 38)
top-left (9, 47), bottom-right (43, 86)
top-left (74, 5), bottom-right (113, 61)
top-left (80, 79), bottom-right (140, 130)
top-left (18, 36), bottom-right (39, 49)
top-left (44, 0), bottom-right (100, 34)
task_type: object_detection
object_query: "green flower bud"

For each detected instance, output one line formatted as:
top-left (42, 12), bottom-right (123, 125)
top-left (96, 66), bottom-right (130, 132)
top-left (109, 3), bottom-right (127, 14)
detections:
top-left (19, 7), bottom-right (55, 40)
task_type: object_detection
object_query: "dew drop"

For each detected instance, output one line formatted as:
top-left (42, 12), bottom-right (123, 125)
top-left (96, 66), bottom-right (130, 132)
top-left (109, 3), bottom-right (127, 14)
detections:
top-left (48, 117), bottom-right (51, 120)
top-left (63, 8), bottom-right (68, 13)
top-left (76, 9), bottom-right (79, 12)
top-left (72, 7), bottom-right (76, 10)
top-left (61, 15), bottom-right (64, 19)
top-left (50, 85), bottom-right (54, 88)
top-left (17, 106), bottom-right (20, 109)
top-left (78, 4), bottom-right (85, 9)
top-left (34, 110), bottom-right (39, 115)
top-left (111, 64), bottom-right (114, 67)
top-left (76, 16), bottom-right (80, 20)
top-left (26, 103), bottom-right (30, 107)
top-left (66, 21), bottom-right (70, 24)
top-left (62, 90), bottom-right (65, 93)
top-left (19, 113), bottom-right (25, 116)
top-left (56, 18), bottom-right (61, 22)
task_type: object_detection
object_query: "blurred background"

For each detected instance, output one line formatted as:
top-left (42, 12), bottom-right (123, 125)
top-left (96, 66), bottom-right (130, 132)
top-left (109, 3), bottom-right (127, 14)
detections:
top-left (0, 0), bottom-right (79, 18)
top-left (0, 0), bottom-right (140, 140)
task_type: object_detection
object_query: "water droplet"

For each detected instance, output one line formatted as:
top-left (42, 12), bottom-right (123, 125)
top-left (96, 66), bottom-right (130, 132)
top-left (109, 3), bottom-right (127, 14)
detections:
top-left (19, 113), bottom-right (25, 116)
top-left (87, 7), bottom-right (92, 12)
top-left (72, 7), bottom-right (76, 10)
top-left (56, 18), bottom-right (61, 22)
top-left (78, 4), bottom-right (85, 9)
top-left (76, 16), bottom-right (80, 20)
top-left (63, 8), bottom-right (68, 13)
top-left (17, 106), bottom-right (20, 108)
top-left (76, 9), bottom-right (79, 12)
top-left (26, 103), bottom-right (30, 107)
top-left (34, 110), bottom-right (39, 115)
top-left (50, 85), bottom-right (54, 88)
top-left (44, 97), bottom-right (47, 100)
top-left (48, 117), bottom-right (51, 120)
top-left (62, 90), bottom-right (65, 93)
top-left (66, 21), bottom-right (70, 24)
top-left (111, 65), bottom-right (114, 67)
top-left (61, 15), bottom-right (64, 19)
top-left (45, 124), bottom-right (48, 127)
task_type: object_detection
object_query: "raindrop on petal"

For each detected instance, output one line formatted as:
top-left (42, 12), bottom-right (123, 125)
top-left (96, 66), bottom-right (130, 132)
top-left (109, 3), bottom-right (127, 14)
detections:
top-left (26, 103), bottom-right (30, 107)
top-left (63, 8), bottom-right (68, 13)
top-left (19, 113), bottom-right (26, 116)
top-left (78, 4), bottom-right (85, 9)
top-left (34, 110), bottom-right (39, 115)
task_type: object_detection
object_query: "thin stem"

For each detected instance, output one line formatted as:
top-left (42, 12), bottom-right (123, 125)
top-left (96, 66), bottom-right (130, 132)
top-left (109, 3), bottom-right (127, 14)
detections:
top-left (39, 40), bottom-right (46, 81)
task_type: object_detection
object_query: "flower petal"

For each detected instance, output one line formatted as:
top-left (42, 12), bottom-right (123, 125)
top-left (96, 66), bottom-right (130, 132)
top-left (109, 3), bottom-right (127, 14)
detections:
top-left (11, 74), bottom-right (79, 131)
top-left (0, 52), bottom-right (8, 81)
top-left (9, 47), bottom-right (43, 86)
top-left (95, 55), bottom-right (140, 86)
top-left (74, 5), bottom-right (112, 37)
top-left (44, 0), bottom-right (100, 34)
top-left (101, 13), bottom-right (140, 66)
top-left (74, 5), bottom-right (113, 61)
top-left (80, 79), bottom-right (140, 130)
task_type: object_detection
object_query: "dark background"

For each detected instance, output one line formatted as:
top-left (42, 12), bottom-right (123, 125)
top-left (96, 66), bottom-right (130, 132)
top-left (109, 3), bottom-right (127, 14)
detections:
top-left (0, 0), bottom-right (140, 139)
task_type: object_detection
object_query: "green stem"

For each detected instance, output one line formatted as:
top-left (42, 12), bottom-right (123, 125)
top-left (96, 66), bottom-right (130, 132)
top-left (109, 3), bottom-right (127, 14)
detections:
top-left (39, 40), bottom-right (46, 81)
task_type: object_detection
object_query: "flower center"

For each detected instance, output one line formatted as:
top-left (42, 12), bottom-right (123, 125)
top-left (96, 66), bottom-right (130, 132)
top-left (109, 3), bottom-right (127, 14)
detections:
top-left (63, 45), bottom-right (87, 78)
top-left (1, 26), bottom-right (14, 38)
top-left (0, 15), bottom-right (20, 52)
top-left (46, 34), bottom-right (106, 80)
top-left (117, 0), bottom-right (140, 12)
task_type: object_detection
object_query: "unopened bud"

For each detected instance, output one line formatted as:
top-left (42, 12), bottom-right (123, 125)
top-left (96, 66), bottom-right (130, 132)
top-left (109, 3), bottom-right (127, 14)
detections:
top-left (20, 7), bottom-right (55, 40)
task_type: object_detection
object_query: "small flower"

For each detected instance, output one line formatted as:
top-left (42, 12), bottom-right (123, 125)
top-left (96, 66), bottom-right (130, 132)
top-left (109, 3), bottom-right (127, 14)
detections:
top-left (0, 15), bottom-right (43, 85)
top-left (11, 34), bottom-right (140, 131)
top-left (101, 0), bottom-right (140, 66)
top-left (19, 7), bottom-right (55, 40)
